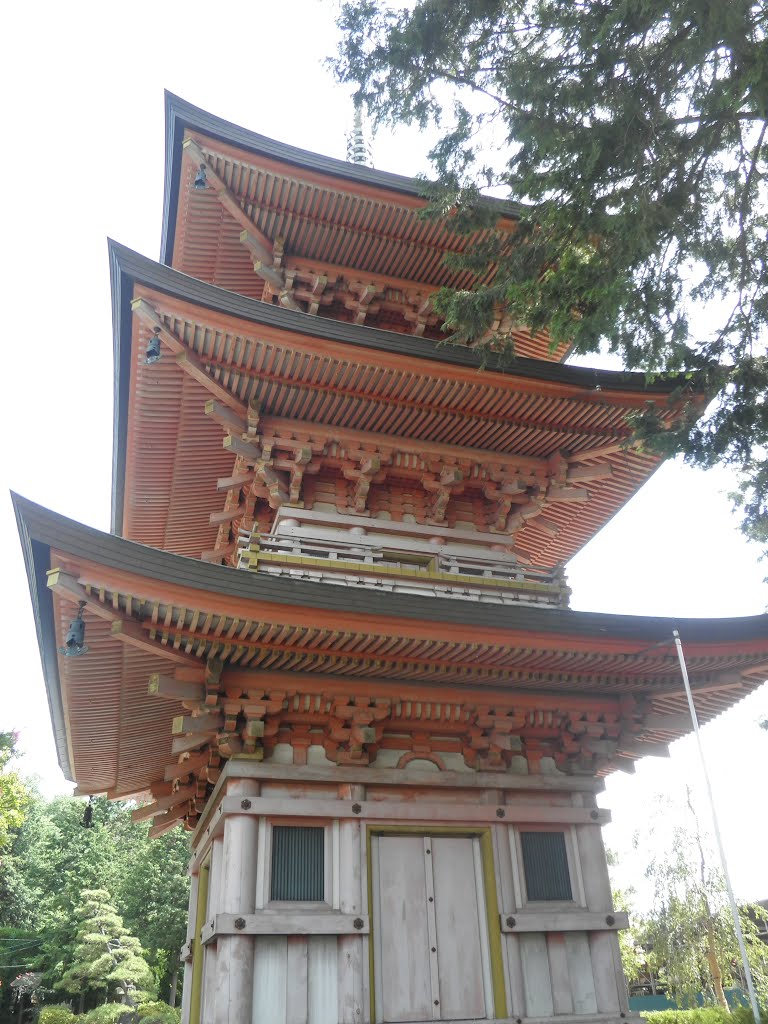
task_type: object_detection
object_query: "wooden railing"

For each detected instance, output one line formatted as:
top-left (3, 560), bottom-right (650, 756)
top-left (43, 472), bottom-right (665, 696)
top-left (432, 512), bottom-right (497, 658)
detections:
top-left (236, 530), bottom-right (570, 608)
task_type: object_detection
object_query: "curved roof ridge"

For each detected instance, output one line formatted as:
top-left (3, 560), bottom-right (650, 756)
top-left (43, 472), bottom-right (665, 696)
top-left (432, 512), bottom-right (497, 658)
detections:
top-left (161, 91), bottom-right (523, 265)
top-left (111, 239), bottom-right (699, 393)
top-left (15, 492), bottom-right (768, 641)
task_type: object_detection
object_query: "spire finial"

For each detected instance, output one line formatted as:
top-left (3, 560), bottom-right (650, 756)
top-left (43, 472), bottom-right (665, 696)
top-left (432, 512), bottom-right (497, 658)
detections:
top-left (346, 95), bottom-right (373, 167)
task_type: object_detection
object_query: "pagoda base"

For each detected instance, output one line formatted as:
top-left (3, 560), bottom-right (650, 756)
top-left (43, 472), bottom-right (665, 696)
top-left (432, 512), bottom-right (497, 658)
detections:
top-left (181, 757), bottom-right (630, 1024)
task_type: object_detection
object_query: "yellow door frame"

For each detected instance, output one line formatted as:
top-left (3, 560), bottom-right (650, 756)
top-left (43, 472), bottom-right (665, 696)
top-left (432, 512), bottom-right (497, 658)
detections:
top-left (188, 854), bottom-right (210, 1024)
top-left (366, 824), bottom-right (507, 1022)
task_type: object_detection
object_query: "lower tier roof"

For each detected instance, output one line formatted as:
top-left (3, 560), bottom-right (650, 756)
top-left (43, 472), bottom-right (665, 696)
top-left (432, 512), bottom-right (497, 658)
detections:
top-left (15, 494), bottom-right (768, 816)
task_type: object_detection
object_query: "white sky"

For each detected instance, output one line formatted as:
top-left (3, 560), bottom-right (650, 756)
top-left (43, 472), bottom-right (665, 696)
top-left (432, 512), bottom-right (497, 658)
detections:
top-left (1, 0), bottom-right (765, 903)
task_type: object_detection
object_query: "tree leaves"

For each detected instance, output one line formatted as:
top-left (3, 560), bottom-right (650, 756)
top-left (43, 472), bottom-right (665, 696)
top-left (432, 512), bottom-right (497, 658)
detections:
top-left (57, 888), bottom-right (155, 1003)
top-left (334, 0), bottom-right (768, 543)
top-left (632, 793), bottom-right (768, 1007)
top-left (0, 731), bottom-right (29, 858)
top-left (0, 791), bottom-right (189, 1009)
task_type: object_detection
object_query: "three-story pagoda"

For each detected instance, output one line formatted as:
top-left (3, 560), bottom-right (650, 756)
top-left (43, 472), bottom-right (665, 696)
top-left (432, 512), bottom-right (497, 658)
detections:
top-left (15, 93), bottom-right (768, 1024)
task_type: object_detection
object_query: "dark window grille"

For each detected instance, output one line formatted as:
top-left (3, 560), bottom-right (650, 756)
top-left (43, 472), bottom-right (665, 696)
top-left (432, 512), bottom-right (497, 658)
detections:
top-left (270, 826), bottom-right (325, 901)
top-left (520, 831), bottom-right (573, 901)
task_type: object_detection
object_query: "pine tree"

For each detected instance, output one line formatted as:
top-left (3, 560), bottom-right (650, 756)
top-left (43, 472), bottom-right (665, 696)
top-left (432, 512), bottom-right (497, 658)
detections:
top-left (57, 889), bottom-right (156, 1009)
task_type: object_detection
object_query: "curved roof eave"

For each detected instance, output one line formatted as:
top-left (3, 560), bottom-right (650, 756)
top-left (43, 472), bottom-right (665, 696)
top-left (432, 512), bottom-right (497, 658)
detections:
top-left (13, 496), bottom-right (74, 782)
top-left (108, 239), bottom-right (704, 536)
top-left (15, 493), bottom-right (768, 649)
top-left (160, 91), bottom-right (524, 267)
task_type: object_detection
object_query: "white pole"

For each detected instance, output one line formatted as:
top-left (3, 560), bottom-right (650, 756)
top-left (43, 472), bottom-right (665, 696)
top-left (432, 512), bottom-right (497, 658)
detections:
top-left (672, 629), bottom-right (761, 1024)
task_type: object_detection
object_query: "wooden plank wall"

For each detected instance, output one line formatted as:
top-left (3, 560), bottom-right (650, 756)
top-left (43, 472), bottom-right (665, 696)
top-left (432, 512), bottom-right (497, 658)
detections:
top-left (252, 936), bottom-right (339, 1022)
top-left (188, 767), bottom-right (625, 1024)
top-left (517, 931), bottom-right (602, 1017)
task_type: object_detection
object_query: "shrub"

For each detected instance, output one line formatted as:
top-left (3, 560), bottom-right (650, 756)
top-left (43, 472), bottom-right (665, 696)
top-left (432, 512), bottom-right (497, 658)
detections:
top-left (136, 1001), bottom-right (180, 1023)
top-left (81, 1003), bottom-right (132, 1024)
top-left (642, 1009), bottom-right (756, 1024)
top-left (38, 1006), bottom-right (77, 1024)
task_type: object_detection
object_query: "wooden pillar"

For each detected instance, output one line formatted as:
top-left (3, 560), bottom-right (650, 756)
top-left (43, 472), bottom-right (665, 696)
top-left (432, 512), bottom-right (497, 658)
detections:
top-left (576, 821), bottom-right (612, 910)
top-left (188, 858), bottom-right (210, 1024)
top-left (214, 778), bottom-right (260, 1024)
top-left (338, 783), bottom-right (364, 1023)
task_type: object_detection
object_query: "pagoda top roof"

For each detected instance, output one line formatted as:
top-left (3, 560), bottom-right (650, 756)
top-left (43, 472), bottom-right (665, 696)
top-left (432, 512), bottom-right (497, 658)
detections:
top-left (160, 91), bottom-right (523, 267)
top-left (110, 241), bottom-right (702, 566)
top-left (15, 493), bottom-right (768, 798)
top-left (159, 93), bottom-right (568, 354)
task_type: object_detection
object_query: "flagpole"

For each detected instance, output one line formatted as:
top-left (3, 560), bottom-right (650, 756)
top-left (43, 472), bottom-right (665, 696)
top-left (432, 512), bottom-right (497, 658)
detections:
top-left (672, 629), bottom-right (761, 1023)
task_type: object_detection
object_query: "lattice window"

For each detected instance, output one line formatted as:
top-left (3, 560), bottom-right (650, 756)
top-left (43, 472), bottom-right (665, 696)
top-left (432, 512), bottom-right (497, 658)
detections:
top-left (520, 831), bottom-right (573, 901)
top-left (270, 826), bottom-right (325, 901)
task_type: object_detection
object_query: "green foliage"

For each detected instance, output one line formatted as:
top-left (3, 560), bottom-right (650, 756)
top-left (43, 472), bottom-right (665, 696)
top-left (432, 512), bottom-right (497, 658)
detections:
top-left (334, 0), bottom-right (768, 543)
top-left (0, 730), bottom-right (30, 858)
top-left (634, 795), bottom-right (768, 1008)
top-left (117, 824), bottom-right (190, 998)
top-left (56, 888), bottom-right (155, 1003)
top-left (36, 999), bottom-right (182, 1024)
top-left (136, 999), bottom-right (181, 1022)
top-left (642, 1009), bottom-right (757, 1024)
top-left (81, 1003), bottom-right (132, 1023)
top-left (606, 847), bottom-right (645, 987)
top-left (614, 889), bottom-right (645, 987)
top-left (0, 788), bottom-right (189, 1005)
top-left (0, 927), bottom-right (41, 1008)
top-left (38, 1006), bottom-right (76, 1024)
top-left (0, 731), bottom-right (20, 771)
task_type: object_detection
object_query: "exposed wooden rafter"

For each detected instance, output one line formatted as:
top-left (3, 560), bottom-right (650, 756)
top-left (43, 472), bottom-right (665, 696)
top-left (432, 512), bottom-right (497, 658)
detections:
top-left (148, 673), bottom-right (205, 702)
top-left (164, 750), bottom-right (211, 782)
top-left (182, 137), bottom-right (302, 312)
top-left (47, 569), bottom-right (199, 667)
top-left (148, 801), bottom-right (191, 838)
top-left (131, 783), bottom-right (197, 823)
top-left (132, 298), bottom-right (246, 415)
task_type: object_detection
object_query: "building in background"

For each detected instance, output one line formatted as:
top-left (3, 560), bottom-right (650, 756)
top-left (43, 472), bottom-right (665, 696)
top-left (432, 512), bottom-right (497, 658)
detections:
top-left (14, 93), bottom-right (768, 1024)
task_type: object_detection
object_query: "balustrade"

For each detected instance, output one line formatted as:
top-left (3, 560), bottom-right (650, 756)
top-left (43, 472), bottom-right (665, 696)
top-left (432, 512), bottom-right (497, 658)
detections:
top-left (236, 529), bottom-right (570, 608)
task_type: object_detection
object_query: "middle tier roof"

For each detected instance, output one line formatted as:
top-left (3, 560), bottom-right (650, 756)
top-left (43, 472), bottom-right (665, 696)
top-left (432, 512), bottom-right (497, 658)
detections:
top-left (110, 242), bottom-right (702, 568)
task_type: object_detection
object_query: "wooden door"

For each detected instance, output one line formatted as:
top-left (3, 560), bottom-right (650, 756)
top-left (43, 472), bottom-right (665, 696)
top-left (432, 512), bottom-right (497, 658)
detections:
top-left (372, 834), bottom-right (492, 1022)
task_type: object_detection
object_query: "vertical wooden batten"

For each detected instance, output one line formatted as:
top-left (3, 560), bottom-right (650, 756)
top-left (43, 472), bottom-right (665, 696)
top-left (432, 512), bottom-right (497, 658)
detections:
top-left (202, 837), bottom-right (223, 1022)
top-left (481, 829), bottom-right (509, 1020)
top-left (338, 784), bottom-right (364, 1023)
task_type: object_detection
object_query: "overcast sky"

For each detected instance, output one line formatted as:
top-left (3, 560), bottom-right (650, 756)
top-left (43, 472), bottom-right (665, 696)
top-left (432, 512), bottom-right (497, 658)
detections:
top-left (1, 0), bottom-right (765, 902)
